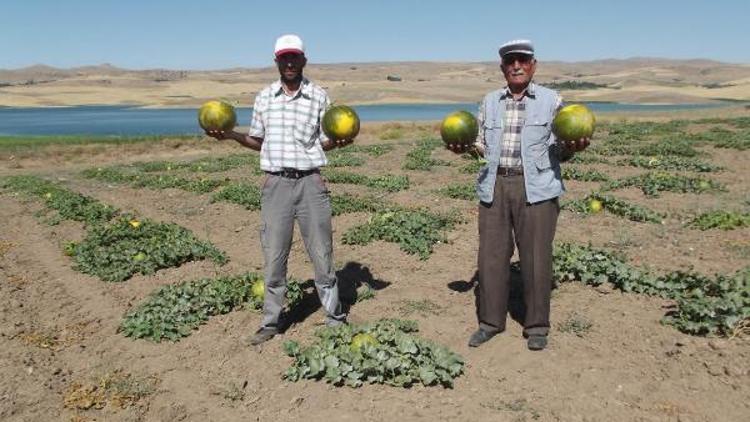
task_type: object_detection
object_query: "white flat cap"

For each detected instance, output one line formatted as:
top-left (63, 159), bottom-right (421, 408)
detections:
top-left (498, 39), bottom-right (534, 57)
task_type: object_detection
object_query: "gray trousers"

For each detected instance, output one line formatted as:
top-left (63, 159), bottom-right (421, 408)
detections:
top-left (259, 171), bottom-right (345, 329)
top-left (477, 174), bottom-right (559, 337)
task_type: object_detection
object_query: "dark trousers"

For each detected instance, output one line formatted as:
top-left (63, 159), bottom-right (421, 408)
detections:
top-left (477, 174), bottom-right (559, 337)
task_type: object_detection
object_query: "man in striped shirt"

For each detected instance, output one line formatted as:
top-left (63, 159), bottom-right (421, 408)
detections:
top-left (206, 34), bottom-right (352, 345)
top-left (447, 40), bottom-right (590, 351)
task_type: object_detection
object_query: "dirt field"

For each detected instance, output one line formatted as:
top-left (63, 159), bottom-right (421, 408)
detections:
top-left (1, 115), bottom-right (748, 422)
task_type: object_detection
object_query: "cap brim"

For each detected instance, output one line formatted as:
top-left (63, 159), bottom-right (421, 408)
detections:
top-left (275, 48), bottom-right (304, 57)
top-left (500, 49), bottom-right (534, 57)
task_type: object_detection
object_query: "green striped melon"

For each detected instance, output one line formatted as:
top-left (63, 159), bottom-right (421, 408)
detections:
top-left (198, 100), bottom-right (237, 131)
top-left (322, 105), bottom-right (360, 141)
top-left (440, 110), bottom-right (478, 146)
top-left (552, 104), bottom-right (595, 141)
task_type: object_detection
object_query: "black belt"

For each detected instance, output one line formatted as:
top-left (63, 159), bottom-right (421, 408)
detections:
top-left (267, 168), bottom-right (319, 179)
top-left (497, 166), bottom-right (524, 177)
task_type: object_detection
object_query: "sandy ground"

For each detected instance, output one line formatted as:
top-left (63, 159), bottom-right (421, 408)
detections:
top-left (1, 110), bottom-right (749, 421)
top-left (1, 59), bottom-right (749, 108)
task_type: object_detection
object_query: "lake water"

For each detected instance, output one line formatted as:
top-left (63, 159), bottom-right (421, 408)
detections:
top-left (0, 102), bottom-right (733, 136)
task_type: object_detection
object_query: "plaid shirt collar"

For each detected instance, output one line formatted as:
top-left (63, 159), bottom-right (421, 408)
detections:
top-left (499, 81), bottom-right (537, 100)
top-left (271, 77), bottom-right (313, 100)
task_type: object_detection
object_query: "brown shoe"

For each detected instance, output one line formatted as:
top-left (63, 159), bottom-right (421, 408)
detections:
top-left (248, 327), bottom-right (278, 346)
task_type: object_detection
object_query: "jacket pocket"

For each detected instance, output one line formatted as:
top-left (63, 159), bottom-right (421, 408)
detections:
top-left (483, 122), bottom-right (502, 157)
top-left (535, 154), bottom-right (552, 171)
top-left (523, 117), bottom-right (551, 145)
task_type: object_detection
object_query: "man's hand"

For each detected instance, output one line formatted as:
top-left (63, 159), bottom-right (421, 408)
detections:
top-left (562, 137), bottom-right (591, 152)
top-left (333, 138), bottom-right (354, 148)
top-left (205, 129), bottom-right (229, 140)
top-left (322, 138), bottom-right (353, 150)
top-left (445, 143), bottom-right (476, 155)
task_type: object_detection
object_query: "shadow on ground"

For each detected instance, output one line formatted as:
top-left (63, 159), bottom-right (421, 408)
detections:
top-left (281, 261), bottom-right (391, 330)
top-left (447, 262), bottom-right (528, 327)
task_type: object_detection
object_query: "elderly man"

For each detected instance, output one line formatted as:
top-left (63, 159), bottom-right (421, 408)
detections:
top-left (447, 40), bottom-right (589, 350)
top-left (206, 34), bottom-right (351, 345)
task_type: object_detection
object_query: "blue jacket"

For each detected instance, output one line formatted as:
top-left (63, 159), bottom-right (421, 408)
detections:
top-left (476, 83), bottom-right (565, 204)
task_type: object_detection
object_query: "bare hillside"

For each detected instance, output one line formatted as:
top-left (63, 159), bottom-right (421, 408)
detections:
top-left (1, 58), bottom-right (749, 107)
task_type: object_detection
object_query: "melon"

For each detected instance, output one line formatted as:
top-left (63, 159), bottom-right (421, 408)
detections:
top-left (589, 199), bottom-right (603, 213)
top-left (251, 280), bottom-right (265, 300)
top-left (198, 100), bottom-right (237, 131)
top-left (322, 105), bottom-right (360, 141)
top-left (552, 104), bottom-right (595, 141)
top-left (440, 110), bottom-right (478, 146)
top-left (350, 332), bottom-right (378, 351)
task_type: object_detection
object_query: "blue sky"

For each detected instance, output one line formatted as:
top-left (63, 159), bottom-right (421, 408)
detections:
top-left (2, 0), bottom-right (748, 69)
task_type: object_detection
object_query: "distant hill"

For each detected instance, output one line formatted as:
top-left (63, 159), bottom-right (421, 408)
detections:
top-left (1, 58), bottom-right (749, 107)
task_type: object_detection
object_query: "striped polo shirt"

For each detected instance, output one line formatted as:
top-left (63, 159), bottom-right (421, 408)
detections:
top-left (248, 78), bottom-right (330, 172)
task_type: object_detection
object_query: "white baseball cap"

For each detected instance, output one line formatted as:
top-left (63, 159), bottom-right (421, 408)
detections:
top-left (274, 34), bottom-right (305, 57)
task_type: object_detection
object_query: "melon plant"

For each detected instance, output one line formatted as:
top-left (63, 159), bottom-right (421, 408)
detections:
top-left (283, 319), bottom-right (464, 388)
top-left (342, 208), bottom-right (459, 259)
top-left (211, 182), bottom-right (262, 210)
top-left (686, 210), bottom-right (750, 231)
top-left (553, 242), bottom-right (749, 337)
top-left (69, 215), bottom-right (227, 282)
top-left (602, 172), bottom-right (725, 197)
top-left (2, 175), bottom-right (117, 226)
top-left (561, 166), bottom-right (610, 182)
top-left (322, 169), bottom-right (410, 192)
top-left (403, 137), bottom-right (450, 171)
top-left (562, 193), bottom-right (664, 223)
top-left (120, 273), bottom-right (303, 342)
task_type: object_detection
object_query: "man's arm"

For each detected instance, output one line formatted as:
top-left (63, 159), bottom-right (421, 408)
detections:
top-left (473, 100), bottom-right (487, 157)
top-left (228, 132), bottom-right (263, 151)
top-left (206, 94), bottom-right (265, 151)
top-left (204, 129), bottom-right (262, 151)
